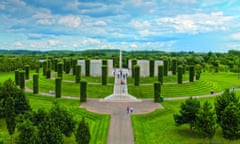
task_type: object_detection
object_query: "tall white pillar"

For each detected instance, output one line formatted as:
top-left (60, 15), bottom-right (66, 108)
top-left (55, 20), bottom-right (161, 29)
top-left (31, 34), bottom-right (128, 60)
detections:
top-left (119, 48), bottom-right (122, 70)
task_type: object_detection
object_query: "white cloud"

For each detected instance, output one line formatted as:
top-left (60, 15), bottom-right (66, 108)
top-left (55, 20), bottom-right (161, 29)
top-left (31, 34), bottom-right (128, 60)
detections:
top-left (32, 11), bottom-right (53, 19)
top-left (130, 20), bottom-right (151, 29)
top-left (58, 15), bottom-right (81, 28)
top-left (9, 0), bottom-right (26, 7)
top-left (95, 20), bottom-right (107, 26)
top-left (156, 12), bottom-right (233, 34)
top-left (82, 38), bottom-right (100, 45)
top-left (130, 43), bottom-right (137, 48)
top-left (15, 41), bottom-right (24, 47)
top-left (37, 19), bottom-right (53, 25)
top-left (230, 32), bottom-right (240, 40)
top-left (48, 40), bottom-right (59, 46)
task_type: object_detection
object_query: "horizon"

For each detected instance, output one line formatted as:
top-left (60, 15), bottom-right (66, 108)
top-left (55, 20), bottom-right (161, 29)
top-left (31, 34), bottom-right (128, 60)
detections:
top-left (0, 1), bottom-right (240, 52)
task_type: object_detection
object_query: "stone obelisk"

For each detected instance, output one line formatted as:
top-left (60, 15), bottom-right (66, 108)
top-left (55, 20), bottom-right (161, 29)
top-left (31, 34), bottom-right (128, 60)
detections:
top-left (119, 48), bottom-right (122, 70)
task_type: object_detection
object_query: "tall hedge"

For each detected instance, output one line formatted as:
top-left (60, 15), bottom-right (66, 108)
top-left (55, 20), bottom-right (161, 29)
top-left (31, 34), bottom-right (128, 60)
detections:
top-left (189, 65), bottom-right (195, 82)
top-left (64, 59), bottom-right (71, 74)
top-left (33, 73), bottom-right (39, 94)
top-left (53, 59), bottom-right (58, 72)
top-left (102, 59), bottom-right (108, 65)
top-left (72, 59), bottom-right (78, 75)
top-left (163, 59), bottom-right (169, 76)
top-left (172, 59), bottom-right (177, 75)
top-left (101, 65), bottom-right (108, 85)
top-left (134, 65), bottom-right (140, 86)
top-left (154, 82), bottom-right (161, 102)
top-left (80, 80), bottom-right (87, 102)
top-left (24, 65), bottom-right (30, 80)
top-left (158, 65), bottom-right (164, 84)
top-left (15, 70), bottom-right (19, 86)
top-left (19, 71), bottom-right (25, 89)
top-left (57, 63), bottom-right (63, 78)
top-left (75, 65), bottom-right (81, 83)
top-left (177, 66), bottom-right (183, 84)
top-left (55, 77), bottom-right (62, 98)
top-left (149, 59), bottom-right (154, 77)
top-left (42, 61), bottom-right (47, 76)
top-left (85, 59), bottom-right (90, 76)
top-left (46, 69), bottom-right (51, 79)
top-left (131, 59), bottom-right (137, 78)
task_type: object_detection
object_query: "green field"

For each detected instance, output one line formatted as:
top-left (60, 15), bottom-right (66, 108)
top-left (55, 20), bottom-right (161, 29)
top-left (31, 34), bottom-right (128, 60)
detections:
top-left (0, 93), bottom-right (110, 144)
top-left (132, 97), bottom-right (240, 144)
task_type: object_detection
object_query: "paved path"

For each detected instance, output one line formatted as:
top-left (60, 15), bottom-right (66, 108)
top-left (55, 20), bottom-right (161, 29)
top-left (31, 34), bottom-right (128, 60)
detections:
top-left (80, 99), bottom-right (163, 144)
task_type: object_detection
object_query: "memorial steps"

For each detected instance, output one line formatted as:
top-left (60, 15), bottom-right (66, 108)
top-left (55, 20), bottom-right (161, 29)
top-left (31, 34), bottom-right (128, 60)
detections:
top-left (101, 68), bottom-right (141, 102)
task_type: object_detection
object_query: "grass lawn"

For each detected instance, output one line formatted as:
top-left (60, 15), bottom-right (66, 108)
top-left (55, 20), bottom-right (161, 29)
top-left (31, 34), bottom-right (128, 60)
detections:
top-left (0, 93), bottom-right (110, 144)
top-left (132, 97), bottom-right (240, 144)
top-left (128, 72), bottom-right (240, 98)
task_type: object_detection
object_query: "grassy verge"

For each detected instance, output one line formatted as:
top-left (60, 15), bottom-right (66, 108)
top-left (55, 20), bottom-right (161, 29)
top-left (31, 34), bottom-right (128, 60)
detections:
top-left (0, 93), bottom-right (110, 144)
top-left (132, 97), bottom-right (240, 144)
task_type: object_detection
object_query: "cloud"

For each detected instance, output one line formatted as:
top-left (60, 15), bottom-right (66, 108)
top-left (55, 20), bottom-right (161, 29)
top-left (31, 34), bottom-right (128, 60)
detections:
top-left (82, 38), bottom-right (100, 45)
top-left (156, 12), bottom-right (233, 34)
top-left (15, 41), bottom-right (24, 48)
top-left (48, 39), bottom-right (59, 46)
top-left (0, 3), bottom-right (5, 10)
top-left (58, 15), bottom-right (81, 28)
top-left (130, 43), bottom-right (137, 48)
top-left (95, 20), bottom-right (107, 26)
top-left (230, 32), bottom-right (240, 40)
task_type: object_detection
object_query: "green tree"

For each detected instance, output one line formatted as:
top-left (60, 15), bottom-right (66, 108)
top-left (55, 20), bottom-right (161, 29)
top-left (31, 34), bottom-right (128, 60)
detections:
top-left (75, 117), bottom-right (91, 144)
top-left (215, 89), bottom-right (239, 124)
top-left (49, 101), bottom-right (76, 137)
top-left (14, 89), bottom-right (31, 115)
top-left (173, 97), bottom-right (200, 132)
top-left (16, 119), bottom-right (37, 144)
top-left (5, 97), bottom-right (16, 144)
top-left (37, 116), bottom-right (64, 144)
top-left (194, 101), bottom-right (217, 143)
top-left (221, 102), bottom-right (240, 141)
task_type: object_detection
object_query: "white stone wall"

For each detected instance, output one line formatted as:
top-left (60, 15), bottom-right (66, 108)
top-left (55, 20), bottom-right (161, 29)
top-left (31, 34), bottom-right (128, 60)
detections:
top-left (128, 60), bottom-right (132, 77)
top-left (108, 60), bottom-right (114, 77)
top-left (77, 60), bottom-right (86, 76)
top-left (90, 60), bottom-right (102, 76)
top-left (154, 60), bottom-right (163, 76)
top-left (137, 60), bottom-right (150, 77)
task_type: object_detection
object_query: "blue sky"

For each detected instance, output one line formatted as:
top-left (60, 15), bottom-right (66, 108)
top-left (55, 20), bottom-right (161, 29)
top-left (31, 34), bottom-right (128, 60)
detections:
top-left (0, 0), bottom-right (240, 52)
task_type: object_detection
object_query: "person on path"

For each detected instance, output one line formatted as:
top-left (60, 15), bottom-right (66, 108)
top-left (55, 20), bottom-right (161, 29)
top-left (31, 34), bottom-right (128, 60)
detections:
top-left (126, 106), bottom-right (130, 114)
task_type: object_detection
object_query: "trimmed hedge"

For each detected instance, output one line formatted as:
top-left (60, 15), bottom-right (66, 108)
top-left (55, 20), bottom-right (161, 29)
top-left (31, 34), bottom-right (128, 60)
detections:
top-left (189, 65), bottom-right (195, 82)
top-left (163, 59), bottom-right (169, 76)
top-left (75, 65), bottom-right (81, 83)
top-left (24, 65), bottom-right (30, 80)
top-left (80, 80), bottom-right (87, 102)
top-left (19, 70), bottom-right (25, 89)
top-left (46, 69), bottom-right (51, 79)
top-left (177, 65), bottom-right (183, 84)
top-left (101, 65), bottom-right (108, 85)
top-left (33, 73), bottom-right (39, 94)
top-left (42, 61), bottom-right (47, 76)
top-left (154, 82), bottom-right (161, 102)
top-left (134, 65), bottom-right (140, 86)
top-left (172, 59), bottom-right (177, 75)
top-left (55, 77), bottom-right (62, 98)
top-left (85, 59), bottom-right (90, 76)
top-left (158, 65), bottom-right (164, 84)
top-left (15, 70), bottom-right (19, 86)
top-left (72, 58), bottom-right (78, 75)
top-left (149, 59), bottom-right (154, 77)
top-left (131, 59), bottom-right (137, 78)
top-left (57, 63), bottom-right (63, 78)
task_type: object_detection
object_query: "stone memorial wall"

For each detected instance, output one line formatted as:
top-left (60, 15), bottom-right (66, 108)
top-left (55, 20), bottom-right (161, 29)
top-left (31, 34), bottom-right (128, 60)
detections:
top-left (137, 60), bottom-right (150, 77)
top-left (90, 60), bottom-right (102, 76)
top-left (154, 60), bottom-right (163, 76)
top-left (77, 60), bottom-right (86, 76)
top-left (108, 60), bottom-right (114, 77)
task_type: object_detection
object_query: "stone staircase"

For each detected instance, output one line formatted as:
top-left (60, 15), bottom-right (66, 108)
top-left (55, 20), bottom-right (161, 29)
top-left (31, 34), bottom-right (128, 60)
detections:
top-left (101, 68), bottom-right (141, 102)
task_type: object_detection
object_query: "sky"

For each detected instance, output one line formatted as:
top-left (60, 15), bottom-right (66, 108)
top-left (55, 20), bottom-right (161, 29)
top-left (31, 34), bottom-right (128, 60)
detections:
top-left (0, 0), bottom-right (240, 52)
